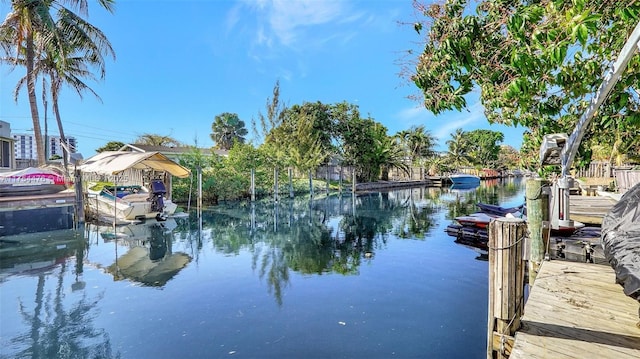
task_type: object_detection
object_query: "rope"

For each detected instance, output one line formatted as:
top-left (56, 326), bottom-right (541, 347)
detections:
top-left (487, 235), bottom-right (526, 251)
top-left (498, 300), bottom-right (524, 355)
top-left (525, 181), bottom-right (551, 200)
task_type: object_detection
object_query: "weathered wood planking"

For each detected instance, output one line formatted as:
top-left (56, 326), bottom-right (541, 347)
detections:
top-left (510, 260), bottom-right (640, 359)
top-left (569, 195), bottom-right (617, 225)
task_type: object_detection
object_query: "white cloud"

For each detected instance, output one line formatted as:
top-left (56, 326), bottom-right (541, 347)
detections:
top-left (394, 100), bottom-right (487, 149)
top-left (433, 103), bottom-right (485, 140)
top-left (237, 0), bottom-right (364, 48)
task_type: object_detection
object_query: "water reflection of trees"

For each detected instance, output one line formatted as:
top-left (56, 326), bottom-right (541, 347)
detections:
top-left (175, 187), bottom-right (442, 305)
top-left (5, 254), bottom-right (119, 359)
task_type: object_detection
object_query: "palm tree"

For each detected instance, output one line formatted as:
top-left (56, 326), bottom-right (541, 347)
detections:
top-left (211, 112), bottom-right (248, 150)
top-left (446, 128), bottom-right (471, 170)
top-left (397, 125), bottom-right (436, 178)
top-left (11, 9), bottom-right (115, 170)
top-left (0, 0), bottom-right (115, 166)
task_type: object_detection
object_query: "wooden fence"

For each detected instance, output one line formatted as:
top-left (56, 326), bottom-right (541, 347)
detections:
top-left (614, 168), bottom-right (640, 194)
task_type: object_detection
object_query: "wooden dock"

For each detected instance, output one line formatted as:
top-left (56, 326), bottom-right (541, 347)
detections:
top-left (569, 195), bottom-right (618, 225)
top-left (510, 260), bottom-right (640, 358)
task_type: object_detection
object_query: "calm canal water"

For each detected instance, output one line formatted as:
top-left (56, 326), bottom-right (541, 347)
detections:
top-left (1, 179), bottom-right (524, 359)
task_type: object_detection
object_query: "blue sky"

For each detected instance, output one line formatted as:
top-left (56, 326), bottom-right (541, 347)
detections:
top-left (1, 0), bottom-right (524, 156)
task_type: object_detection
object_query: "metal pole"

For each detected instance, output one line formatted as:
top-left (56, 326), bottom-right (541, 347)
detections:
top-left (197, 166), bottom-right (202, 214)
top-left (251, 168), bottom-right (256, 202)
top-left (274, 168), bottom-right (279, 203)
top-left (44, 99), bottom-right (48, 163)
top-left (561, 21), bottom-right (640, 175)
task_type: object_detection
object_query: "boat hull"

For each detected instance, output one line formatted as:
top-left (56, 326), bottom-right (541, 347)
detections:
top-left (449, 174), bottom-right (481, 185)
top-left (476, 202), bottom-right (525, 216)
top-left (454, 213), bottom-right (496, 229)
top-left (87, 192), bottom-right (178, 222)
top-left (0, 167), bottom-right (69, 197)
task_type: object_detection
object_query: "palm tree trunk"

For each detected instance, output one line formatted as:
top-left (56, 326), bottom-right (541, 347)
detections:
top-left (51, 86), bottom-right (70, 172)
top-left (26, 31), bottom-right (45, 166)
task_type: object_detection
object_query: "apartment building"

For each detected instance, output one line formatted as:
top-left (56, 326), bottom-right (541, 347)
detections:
top-left (12, 132), bottom-right (77, 160)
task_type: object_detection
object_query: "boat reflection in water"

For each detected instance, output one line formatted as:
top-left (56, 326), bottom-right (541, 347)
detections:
top-left (0, 229), bottom-right (85, 280)
top-left (97, 219), bottom-right (192, 287)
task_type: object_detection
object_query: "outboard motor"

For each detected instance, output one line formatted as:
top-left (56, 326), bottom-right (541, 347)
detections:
top-left (149, 180), bottom-right (167, 221)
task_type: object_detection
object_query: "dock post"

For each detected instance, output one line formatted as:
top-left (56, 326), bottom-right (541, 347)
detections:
top-left (326, 165), bottom-right (330, 193)
top-left (289, 167), bottom-right (294, 198)
top-left (487, 217), bottom-right (527, 359)
top-left (525, 178), bottom-right (549, 285)
top-left (251, 168), bottom-right (256, 202)
top-left (351, 170), bottom-right (356, 194)
top-left (74, 167), bottom-right (85, 225)
top-left (197, 166), bottom-right (202, 215)
top-left (274, 168), bottom-right (279, 203)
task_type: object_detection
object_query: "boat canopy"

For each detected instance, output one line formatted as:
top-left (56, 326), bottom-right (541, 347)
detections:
top-left (79, 151), bottom-right (191, 178)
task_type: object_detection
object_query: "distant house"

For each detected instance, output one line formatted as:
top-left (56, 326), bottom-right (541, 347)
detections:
top-left (0, 121), bottom-right (15, 171)
top-left (119, 144), bottom-right (228, 162)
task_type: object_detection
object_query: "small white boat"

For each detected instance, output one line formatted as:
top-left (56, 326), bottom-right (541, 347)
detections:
top-left (87, 181), bottom-right (178, 222)
top-left (449, 173), bottom-right (481, 186)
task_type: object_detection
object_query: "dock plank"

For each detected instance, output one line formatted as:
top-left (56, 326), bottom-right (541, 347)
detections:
top-left (569, 195), bottom-right (617, 225)
top-left (510, 260), bottom-right (640, 359)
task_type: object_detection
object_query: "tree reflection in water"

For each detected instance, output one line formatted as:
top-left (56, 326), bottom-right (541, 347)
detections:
top-left (8, 257), bottom-right (119, 359)
top-left (176, 186), bottom-right (446, 306)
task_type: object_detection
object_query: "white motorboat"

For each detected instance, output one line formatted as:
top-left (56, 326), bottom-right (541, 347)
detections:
top-left (87, 181), bottom-right (178, 222)
top-left (80, 151), bottom-right (190, 223)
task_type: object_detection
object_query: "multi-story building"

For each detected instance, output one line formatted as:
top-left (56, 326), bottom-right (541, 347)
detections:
top-left (12, 132), bottom-right (77, 160)
top-left (0, 120), bottom-right (15, 170)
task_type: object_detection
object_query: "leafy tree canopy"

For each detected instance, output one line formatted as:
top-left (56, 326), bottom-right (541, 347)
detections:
top-left (134, 133), bottom-right (181, 147)
top-left (96, 141), bottom-right (125, 152)
top-left (410, 0), bottom-right (640, 168)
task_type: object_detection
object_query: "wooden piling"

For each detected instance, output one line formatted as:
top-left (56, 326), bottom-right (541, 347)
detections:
top-left (352, 171), bottom-right (356, 194)
top-left (525, 178), bottom-right (549, 285)
top-left (197, 167), bottom-right (202, 214)
top-left (74, 168), bottom-right (85, 224)
top-left (288, 167), bottom-right (294, 198)
top-left (274, 168), bottom-right (279, 203)
top-left (487, 217), bottom-right (527, 359)
top-left (251, 168), bottom-right (256, 202)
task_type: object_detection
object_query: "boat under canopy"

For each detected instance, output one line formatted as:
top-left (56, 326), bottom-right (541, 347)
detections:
top-left (79, 151), bottom-right (191, 222)
top-left (79, 151), bottom-right (191, 178)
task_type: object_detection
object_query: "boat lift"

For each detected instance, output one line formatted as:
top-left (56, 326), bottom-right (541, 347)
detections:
top-left (539, 21), bottom-right (640, 231)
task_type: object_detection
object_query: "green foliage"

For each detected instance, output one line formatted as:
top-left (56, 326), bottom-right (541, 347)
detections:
top-left (464, 129), bottom-right (504, 167)
top-left (1, 0), bottom-right (115, 166)
top-left (497, 145), bottom-right (522, 170)
top-left (96, 141), bottom-right (125, 152)
top-left (211, 112), bottom-right (248, 150)
top-left (396, 125), bottom-right (437, 166)
top-left (444, 128), bottom-right (505, 169)
top-left (134, 133), bottom-right (181, 147)
top-left (410, 0), bottom-right (640, 170)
